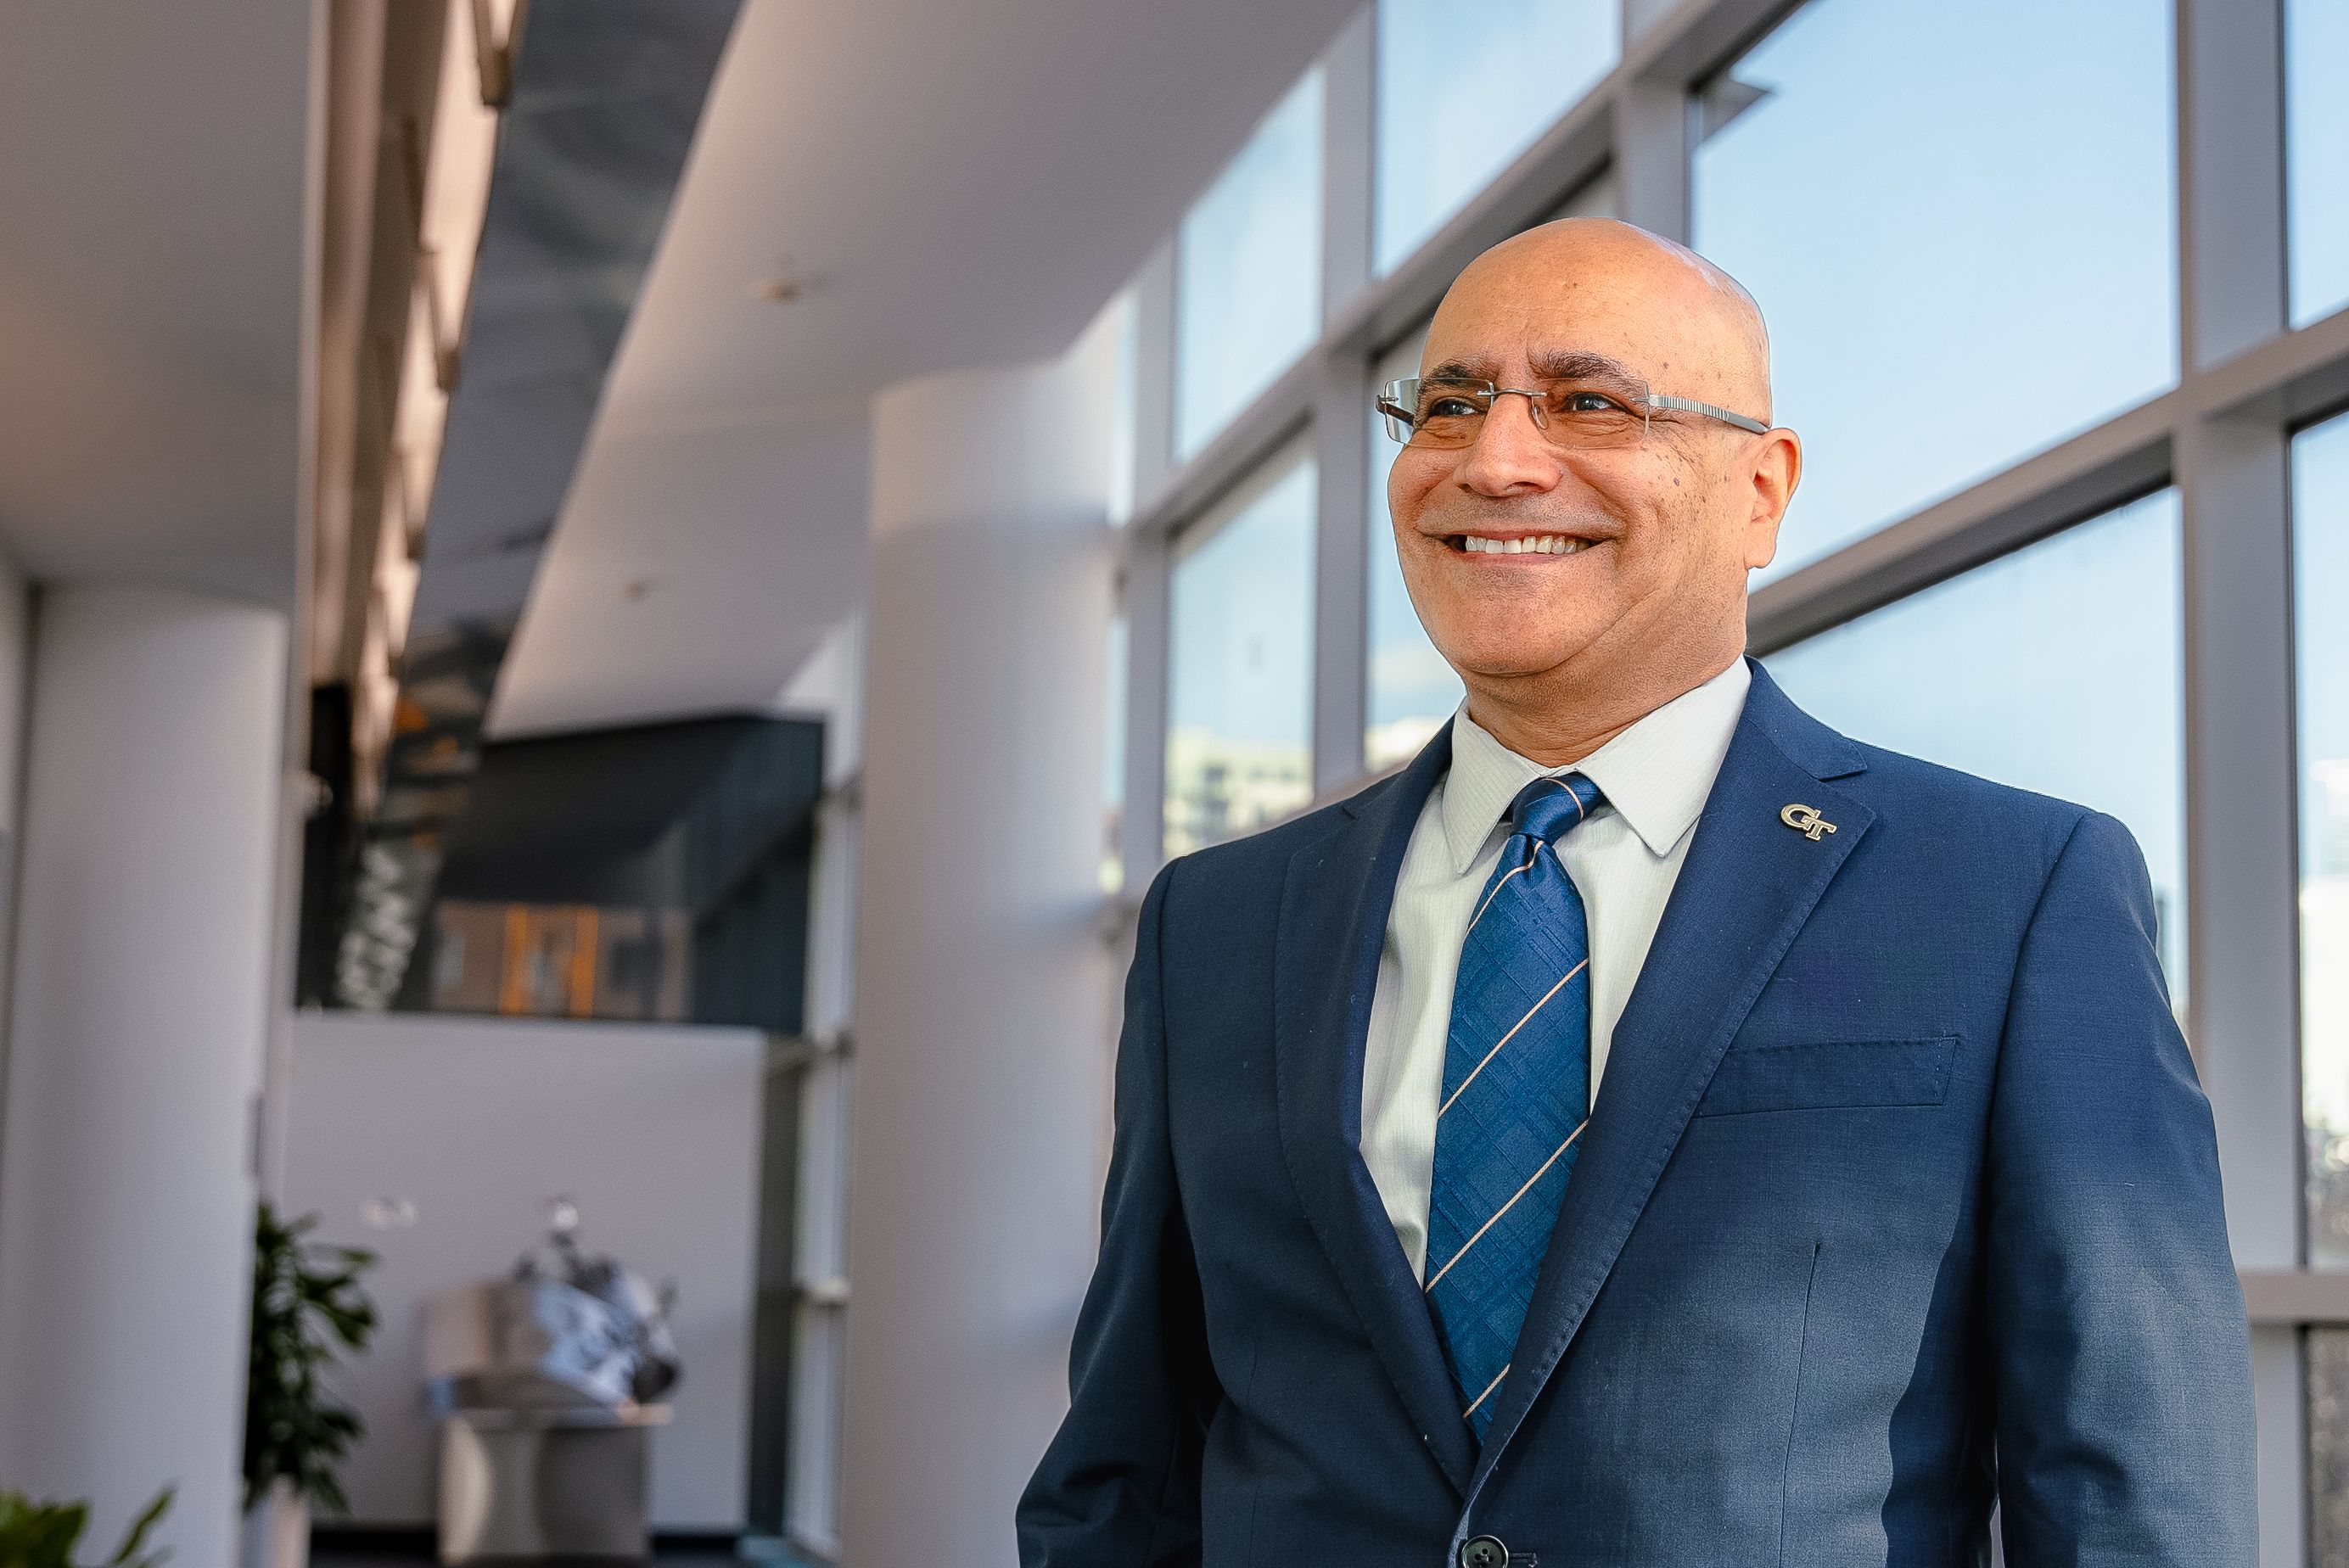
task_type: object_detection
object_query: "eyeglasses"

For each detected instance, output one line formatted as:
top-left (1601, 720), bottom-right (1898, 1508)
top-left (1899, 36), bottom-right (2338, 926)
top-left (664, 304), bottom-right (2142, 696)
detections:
top-left (1376, 372), bottom-right (1769, 450)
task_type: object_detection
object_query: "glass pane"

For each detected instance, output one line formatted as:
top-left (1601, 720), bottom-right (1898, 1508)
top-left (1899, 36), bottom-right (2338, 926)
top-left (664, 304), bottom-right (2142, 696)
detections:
top-left (2297, 412), bottom-right (2349, 1265)
top-left (1373, 0), bottom-right (1619, 274)
top-left (1765, 491), bottom-right (2184, 988)
top-left (1175, 70), bottom-right (1324, 459)
top-left (2290, 0), bottom-right (2349, 326)
top-left (1693, 0), bottom-right (2178, 580)
top-left (1105, 290), bottom-right (1140, 527)
top-left (1366, 323), bottom-right (1461, 772)
top-left (1165, 451), bottom-right (1317, 854)
top-left (2313, 1328), bottom-right (2349, 1561)
top-left (1102, 612), bottom-right (1128, 895)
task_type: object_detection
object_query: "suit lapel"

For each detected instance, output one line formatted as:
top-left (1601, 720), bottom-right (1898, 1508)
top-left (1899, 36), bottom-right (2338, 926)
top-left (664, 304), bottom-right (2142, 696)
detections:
top-left (1271, 730), bottom-right (1478, 1493)
top-left (1467, 666), bottom-right (1875, 1489)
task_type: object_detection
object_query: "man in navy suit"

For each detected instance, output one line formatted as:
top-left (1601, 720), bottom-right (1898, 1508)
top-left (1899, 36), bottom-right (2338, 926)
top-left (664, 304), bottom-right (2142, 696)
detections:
top-left (1018, 219), bottom-right (2255, 1565)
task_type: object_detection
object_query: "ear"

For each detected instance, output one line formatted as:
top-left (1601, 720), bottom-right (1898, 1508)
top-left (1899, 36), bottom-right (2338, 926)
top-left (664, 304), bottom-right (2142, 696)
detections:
top-left (1741, 427), bottom-right (1802, 570)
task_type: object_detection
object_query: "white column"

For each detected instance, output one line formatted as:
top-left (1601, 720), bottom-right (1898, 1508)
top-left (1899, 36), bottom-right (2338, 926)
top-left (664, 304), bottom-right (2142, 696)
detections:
top-left (842, 316), bottom-right (1118, 1566)
top-left (0, 584), bottom-right (289, 1568)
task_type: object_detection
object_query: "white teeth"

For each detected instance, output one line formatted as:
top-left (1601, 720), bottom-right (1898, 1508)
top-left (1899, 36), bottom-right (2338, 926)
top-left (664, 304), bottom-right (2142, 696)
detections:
top-left (1461, 534), bottom-right (1589, 555)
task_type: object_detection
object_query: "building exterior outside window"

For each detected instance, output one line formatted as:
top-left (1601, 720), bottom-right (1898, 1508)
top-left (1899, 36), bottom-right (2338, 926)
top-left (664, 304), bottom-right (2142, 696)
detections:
top-left (2288, 0), bottom-right (2349, 327)
top-left (1163, 450), bottom-right (1317, 855)
top-left (2308, 404), bottom-right (2349, 1558)
top-left (1174, 69), bottom-right (1324, 460)
top-left (1371, 0), bottom-right (1617, 275)
top-left (1102, 612), bottom-right (1129, 894)
top-left (2297, 412), bottom-right (2349, 1268)
top-left (2315, 1330), bottom-right (2349, 1562)
top-left (1692, 0), bottom-right (2178, 580)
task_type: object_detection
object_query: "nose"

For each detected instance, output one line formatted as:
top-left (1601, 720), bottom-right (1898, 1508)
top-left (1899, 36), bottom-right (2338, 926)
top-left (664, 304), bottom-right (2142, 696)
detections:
top-left (1453, 390), bottom-right (1560, 499)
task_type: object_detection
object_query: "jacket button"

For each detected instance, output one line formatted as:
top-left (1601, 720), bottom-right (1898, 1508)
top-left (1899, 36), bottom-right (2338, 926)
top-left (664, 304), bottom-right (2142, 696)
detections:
top-left (1460, 1537), bottom-right (1509, 1568)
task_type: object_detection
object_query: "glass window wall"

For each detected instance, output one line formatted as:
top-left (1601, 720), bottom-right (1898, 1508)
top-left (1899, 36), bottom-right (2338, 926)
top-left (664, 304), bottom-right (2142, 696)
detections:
top-left (1102, 612), bottom-right (1129, 894)
top-left (1373, 0), bottom-right (1618, 274)
top-left (1175, 70), bottom-right (1325, 459)
top-left (2289, 0), bottom-right (2349, 326)
top-left (1105, 291), bottom-right (1140, 527)
top-left (1693, 0), bottom-right (2178, 580)
top-left (2314, 1328), bottom-right (2349, 1564)
top-left (2297, 412), bottom-right (2349, 1266)
top-left (1765, 491), bottom-right (2185, 986)
top-left (1164, 449), bottom-right (1318, 854)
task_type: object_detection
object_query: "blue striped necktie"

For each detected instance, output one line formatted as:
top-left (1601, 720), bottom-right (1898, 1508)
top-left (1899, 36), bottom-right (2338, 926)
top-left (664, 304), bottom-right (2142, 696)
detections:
top-left (1425, 772), bottom-right (1605, 1440)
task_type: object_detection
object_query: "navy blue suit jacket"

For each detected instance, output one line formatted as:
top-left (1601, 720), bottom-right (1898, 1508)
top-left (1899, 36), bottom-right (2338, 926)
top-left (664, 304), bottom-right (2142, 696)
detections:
top-left (1019, 664), bottom-right (2255, 1565)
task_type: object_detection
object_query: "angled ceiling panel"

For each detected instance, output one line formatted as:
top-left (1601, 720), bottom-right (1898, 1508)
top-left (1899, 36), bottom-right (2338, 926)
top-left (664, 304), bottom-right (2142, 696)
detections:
top-left (339, 0), bottom-right (744, 1006)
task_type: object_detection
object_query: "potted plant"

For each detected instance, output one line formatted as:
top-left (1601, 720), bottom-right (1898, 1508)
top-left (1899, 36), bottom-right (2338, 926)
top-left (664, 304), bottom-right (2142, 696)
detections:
top-left (242, 1203), bottom-right (377, 1568)
top-left (0, 1487), bottom-right (171, 1568)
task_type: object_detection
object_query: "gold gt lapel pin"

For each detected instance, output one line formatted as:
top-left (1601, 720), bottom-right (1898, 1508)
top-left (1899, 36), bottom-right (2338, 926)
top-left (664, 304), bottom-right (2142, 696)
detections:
top-left (1780, 803), bottom-right (1836, 842)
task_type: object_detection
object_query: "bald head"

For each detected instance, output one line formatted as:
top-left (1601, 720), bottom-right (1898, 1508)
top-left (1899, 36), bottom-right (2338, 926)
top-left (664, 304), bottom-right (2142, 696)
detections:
top-left (1431, 218), bottom-right (1774, 423)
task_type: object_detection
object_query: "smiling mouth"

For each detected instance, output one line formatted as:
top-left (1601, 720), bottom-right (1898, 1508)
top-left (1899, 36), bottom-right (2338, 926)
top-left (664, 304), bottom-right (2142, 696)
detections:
top-left (1445, 533), bottom-right (1599, 556)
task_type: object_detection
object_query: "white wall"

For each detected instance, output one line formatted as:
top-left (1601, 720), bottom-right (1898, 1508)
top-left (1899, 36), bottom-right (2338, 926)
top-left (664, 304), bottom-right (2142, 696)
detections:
top-left (281, 1011), bottom-right (764, 1530)
top-left (0, 583), bottom-right (289, 1568)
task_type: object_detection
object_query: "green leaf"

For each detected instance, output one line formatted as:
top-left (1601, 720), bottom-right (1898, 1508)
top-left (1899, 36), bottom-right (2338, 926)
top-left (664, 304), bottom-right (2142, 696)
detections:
top-left (108, 1488), bottom-right (172, 1568)
top-left (0, 1489), bottom-right (92, 1568)
top-left (244, 1201), bottom-right (378, 1515)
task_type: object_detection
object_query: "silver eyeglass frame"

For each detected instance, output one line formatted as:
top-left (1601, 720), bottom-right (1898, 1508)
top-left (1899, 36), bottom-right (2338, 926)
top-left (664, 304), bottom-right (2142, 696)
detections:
top-left (1376, 376), bottom-right (1771, 445)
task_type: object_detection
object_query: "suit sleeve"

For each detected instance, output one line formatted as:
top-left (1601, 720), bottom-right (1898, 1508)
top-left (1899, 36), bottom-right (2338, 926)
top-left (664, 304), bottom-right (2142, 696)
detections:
top-left (1017, 860), bottom-right (1220, 1566)
top-left (1986, 810), bottom-right (2257, 1565)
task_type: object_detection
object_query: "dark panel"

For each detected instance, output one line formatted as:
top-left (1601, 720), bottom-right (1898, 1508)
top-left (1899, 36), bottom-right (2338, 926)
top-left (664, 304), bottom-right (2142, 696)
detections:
top-left (745, 1052), bottom-right (804, 1532)
top-left (418, 714), bottom-right (822, 1033)
top-left (295, 683), bottom-right (356, 1007)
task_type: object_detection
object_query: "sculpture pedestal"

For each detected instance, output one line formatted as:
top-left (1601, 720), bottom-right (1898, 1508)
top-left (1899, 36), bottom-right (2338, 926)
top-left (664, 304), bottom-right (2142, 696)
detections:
top-left (436, 1405), bottom-right (673, 1563)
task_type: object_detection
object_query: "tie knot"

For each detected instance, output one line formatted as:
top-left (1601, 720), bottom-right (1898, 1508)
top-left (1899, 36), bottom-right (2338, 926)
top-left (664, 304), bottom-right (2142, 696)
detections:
top-left (1509, 773), bottom-right (1605, 844)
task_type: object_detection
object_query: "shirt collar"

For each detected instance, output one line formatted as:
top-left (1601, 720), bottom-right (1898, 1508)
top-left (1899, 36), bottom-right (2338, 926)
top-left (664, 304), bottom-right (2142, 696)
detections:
top-left (1438, 658), bottom-right (1753, 876)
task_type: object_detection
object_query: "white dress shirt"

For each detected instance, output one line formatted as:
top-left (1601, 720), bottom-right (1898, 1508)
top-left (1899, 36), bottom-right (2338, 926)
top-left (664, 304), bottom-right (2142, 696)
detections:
top-left (1360, 659), bottom-right (1752, 1279)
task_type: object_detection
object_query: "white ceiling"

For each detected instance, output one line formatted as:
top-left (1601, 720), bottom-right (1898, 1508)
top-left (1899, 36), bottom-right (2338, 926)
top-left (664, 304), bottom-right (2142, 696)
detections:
top-left (487, 0), bottom-right (1362, 737)
top-left (0, 2), bottom-right (313, 605)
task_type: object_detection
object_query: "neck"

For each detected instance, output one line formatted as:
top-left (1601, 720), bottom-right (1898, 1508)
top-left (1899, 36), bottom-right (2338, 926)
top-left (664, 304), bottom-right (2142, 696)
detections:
top-left (1463, 645), bottom-right (1744, 769)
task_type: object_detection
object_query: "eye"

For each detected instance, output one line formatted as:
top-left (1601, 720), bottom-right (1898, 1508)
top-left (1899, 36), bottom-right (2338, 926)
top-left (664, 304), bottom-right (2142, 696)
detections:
top-left (1560, 390), bottom-right (1625, 414)
top-left (1423, 395), bottom-right (1483, 418)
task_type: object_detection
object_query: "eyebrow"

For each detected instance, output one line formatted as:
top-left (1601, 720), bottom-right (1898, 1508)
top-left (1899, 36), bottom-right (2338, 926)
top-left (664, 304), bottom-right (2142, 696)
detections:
top-left (1421, 356), bottom-right (1498, 385)
top-left (1421, 349), bottom-right (1644, 385)
top-left (1529, 348), bottom-right (1640, 384)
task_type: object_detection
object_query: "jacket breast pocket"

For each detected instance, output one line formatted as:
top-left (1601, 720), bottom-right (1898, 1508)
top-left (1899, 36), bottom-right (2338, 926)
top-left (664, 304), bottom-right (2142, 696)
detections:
top-left (1692, 1035), bottom-right (1959, 1117)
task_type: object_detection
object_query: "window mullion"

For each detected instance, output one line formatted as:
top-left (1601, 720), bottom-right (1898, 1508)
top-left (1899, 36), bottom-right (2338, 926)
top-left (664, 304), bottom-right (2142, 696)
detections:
top-left (1615, 71), bottom-right (1690, 244)
top-left (1314, 9), bottom-right (1377, 794)
top-left (2174, 0), bottom-right (2302, 1554)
